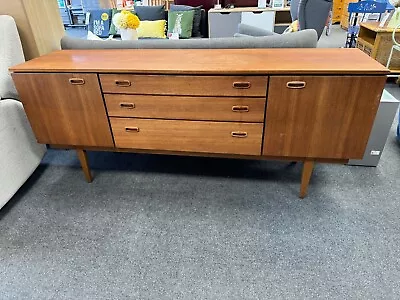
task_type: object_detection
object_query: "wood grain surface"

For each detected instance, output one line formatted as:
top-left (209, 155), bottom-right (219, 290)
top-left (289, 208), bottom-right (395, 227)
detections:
top-left (76, 149), bottom-right (93, 182)
top-left (12, 73), bottom-right (114, 147)
top-left (105, 94), bottom-right (266, 122)
top-left (100, 74), bottom-right (268, 97)
top-left (262, 75), bottom-right (386, 159)
top-left (360, 21), bottom-right (400, 33)
top-left (110, 118), bottom-right (264, 155)
top-left (10, 49), bottom-right (389, 75)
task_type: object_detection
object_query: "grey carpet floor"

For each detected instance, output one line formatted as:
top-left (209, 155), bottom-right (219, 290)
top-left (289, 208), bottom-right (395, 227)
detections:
top-left (1, 69), bottom-right (400, 299)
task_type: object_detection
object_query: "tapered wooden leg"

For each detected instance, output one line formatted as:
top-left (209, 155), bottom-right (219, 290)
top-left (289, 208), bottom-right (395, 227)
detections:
top-left (300, 160), bottom-right (315, 198)
top-left (76, 149), bottom-right (92, 183)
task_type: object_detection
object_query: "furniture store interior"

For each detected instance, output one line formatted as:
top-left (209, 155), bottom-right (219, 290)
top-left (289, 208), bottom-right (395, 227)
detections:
top-left (1, 0), bottom-right (400, 298)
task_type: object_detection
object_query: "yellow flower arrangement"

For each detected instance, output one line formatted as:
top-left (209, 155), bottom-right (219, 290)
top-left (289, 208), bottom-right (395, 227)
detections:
top-left (112, 10), bottom-right (140, 30)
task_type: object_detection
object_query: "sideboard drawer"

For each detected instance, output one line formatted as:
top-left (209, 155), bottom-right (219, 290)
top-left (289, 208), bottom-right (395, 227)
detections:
top-left (105, 94), bottom-right (266, 122)
top-left (110, 118), bottom-right (263, 155)
top-left (100, 74), bottom-right (268, 97)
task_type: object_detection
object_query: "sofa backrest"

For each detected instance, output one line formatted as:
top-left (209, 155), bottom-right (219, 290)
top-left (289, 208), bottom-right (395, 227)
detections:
top-left (0, 15), bottom-right (25, 99)
top-left (61, 29), bottom-right (318, 50)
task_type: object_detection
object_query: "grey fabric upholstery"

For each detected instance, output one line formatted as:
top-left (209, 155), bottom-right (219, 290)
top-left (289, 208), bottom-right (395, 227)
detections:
top-left (0, 15), bottom-right (46, 208)
top-left (61, 29), bottom-right (318, 50)
top-left (291, 0), bottom-right (333, 39)
top-left (233, 33), bottom-right (254, 38)
top-left (238, 23), bottom-right (278, 36)
top-left (0, 15), bottom-right (24, 99)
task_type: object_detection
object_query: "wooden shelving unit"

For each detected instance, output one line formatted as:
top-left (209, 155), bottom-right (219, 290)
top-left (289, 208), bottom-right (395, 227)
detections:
top-left (332, 0), bottom-right (344, 24)
top-left (357, 22), bottom-right (400, 73)
top-left (59, 0), bottom-right (86, 27)
top-left (340, 0), bottom-right (358, 29)
top-left (0, 0), bottom-right (65, 60)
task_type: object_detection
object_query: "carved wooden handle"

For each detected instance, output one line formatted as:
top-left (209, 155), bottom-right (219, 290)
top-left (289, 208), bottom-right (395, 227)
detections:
top-left (233, 82), bottom-right (251, 89)
top-left (125, 127), bottom-right (140, 132)
top-left (120, 102), bottom-right (135, 109)
top-left (286, 81), bottom-right (306, 89)
top-left (231, 131), bottom-right (248, 138)
top-left (115, 80), bottom-right (132, 87)
top-left (69, 78), bottom-right (85, 85)
top-left (232, 105), bottom-right (249, 112)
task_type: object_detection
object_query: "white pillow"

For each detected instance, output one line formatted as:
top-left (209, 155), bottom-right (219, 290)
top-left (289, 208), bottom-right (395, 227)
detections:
top-left (87, 31), bottom-right (116, 41)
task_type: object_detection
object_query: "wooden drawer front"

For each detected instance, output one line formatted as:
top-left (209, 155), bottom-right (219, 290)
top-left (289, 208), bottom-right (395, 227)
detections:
top-left (100, 74), bottom-right (268, 97)
top-left (105, 94), bottom-right (266, 122)
top-left (263, 76), bottom-right (386, 159)
top-left (110, 118), bottom-right (263, 155)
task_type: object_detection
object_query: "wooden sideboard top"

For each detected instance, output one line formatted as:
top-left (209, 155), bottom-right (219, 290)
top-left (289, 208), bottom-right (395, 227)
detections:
top-left (10, 48), bottom-right (389, 75)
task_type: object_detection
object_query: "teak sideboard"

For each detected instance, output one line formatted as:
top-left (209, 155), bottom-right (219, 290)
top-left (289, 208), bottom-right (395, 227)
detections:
top-left (10, 49), bottom-right (389, 198)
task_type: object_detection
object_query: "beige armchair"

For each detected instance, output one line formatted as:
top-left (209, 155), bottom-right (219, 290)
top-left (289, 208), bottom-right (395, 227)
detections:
top-left (0, 15), bottom-right (46, 209)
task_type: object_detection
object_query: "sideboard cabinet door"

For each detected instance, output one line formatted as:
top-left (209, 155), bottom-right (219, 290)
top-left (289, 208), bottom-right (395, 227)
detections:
top-left (263, 76), bottom-right (386, 159)
top-left (12, 73), bottom-right (114, 147)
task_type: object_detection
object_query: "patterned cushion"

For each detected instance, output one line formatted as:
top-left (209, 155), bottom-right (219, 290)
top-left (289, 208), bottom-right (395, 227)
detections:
top-left (170, 4), bottom-right (203, 37)
top-left (167, 10), bottom-right (195, 39)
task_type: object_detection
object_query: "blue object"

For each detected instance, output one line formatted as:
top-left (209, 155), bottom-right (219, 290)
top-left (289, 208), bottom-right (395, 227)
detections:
top-left (374, 0), bottom-right (395, 11)
top-left (347, 1), bottom-right (387, 14)
top-left (345, 1), bottom-right (387, 47)
top-left (397, 113), bottom-right (400, 142)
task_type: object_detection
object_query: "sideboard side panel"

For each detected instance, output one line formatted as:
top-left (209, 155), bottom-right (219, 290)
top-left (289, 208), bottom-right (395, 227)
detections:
top-left (12, 72), bottom-right (114, 147)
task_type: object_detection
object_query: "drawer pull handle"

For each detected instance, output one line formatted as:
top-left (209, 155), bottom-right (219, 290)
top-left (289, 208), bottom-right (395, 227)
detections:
top-left (120, 102), bottom-right (135, 109)
top-left (69, 78), bottom-right (85, 85)
top-left (231, 131), bottom-right (248, 138)
top-left (125, 127), bottom-right (140, 132)
top-left (232, 105), bottom-right (249, 112)
top-left (233, 82), bottom-right (251, 89)
top-left (286, 81), bottom-right (306, 89)
top-left (115, 80), bottom-right (131, 87)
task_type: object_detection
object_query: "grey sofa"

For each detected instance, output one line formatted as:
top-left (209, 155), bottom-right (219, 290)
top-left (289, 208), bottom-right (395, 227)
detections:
top-left (61, 29), bottom-right (318, 49)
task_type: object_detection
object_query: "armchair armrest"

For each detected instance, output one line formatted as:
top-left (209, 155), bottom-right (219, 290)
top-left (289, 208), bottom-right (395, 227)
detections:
top-left (0, 15), bottom-right (25, 99)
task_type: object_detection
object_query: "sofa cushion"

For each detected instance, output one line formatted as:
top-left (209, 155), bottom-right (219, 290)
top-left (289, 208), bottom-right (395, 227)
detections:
top-left (238, 23), bottom-right (278, 36)
top-left (109, 9), bottom-right (121, 35)
top-left (134, 5), bottom-right (165, 21)
top-left (61, 29), bottom-right (318, 49)
top-left (138, 20), bottom-right (167, 39)
top-left (88, 9), bottom-right (112, 38)
top-left (168, 10), bottom-right (195, 39)
top-left (170, 4), bottom-right (203, 37)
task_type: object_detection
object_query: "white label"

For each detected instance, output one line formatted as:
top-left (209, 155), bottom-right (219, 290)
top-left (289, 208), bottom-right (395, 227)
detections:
top-left (370, 150), bottom-right (381, 156)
